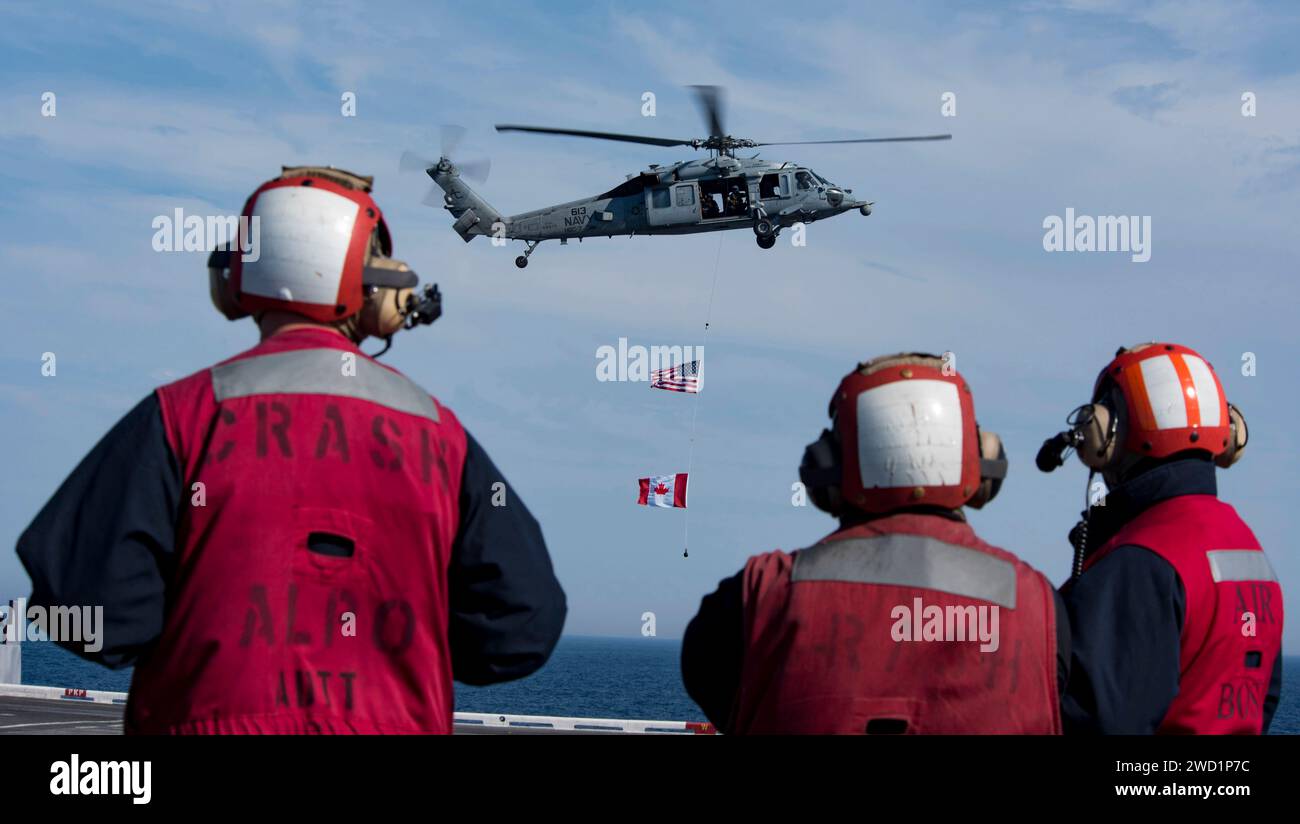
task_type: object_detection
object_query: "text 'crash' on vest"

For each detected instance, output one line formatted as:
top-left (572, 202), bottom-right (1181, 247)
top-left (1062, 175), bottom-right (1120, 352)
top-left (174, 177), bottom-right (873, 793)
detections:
top-left (203, 400), bottom-right (452, 489)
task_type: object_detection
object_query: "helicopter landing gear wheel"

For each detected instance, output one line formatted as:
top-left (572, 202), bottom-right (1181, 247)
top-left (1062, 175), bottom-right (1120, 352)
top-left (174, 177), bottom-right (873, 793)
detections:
top-left (515, 240), bottom-right (540, 269)
top-left (756, 233), bottom-right (777, 250)
top-left (754, 217), bottom-right (774, 236)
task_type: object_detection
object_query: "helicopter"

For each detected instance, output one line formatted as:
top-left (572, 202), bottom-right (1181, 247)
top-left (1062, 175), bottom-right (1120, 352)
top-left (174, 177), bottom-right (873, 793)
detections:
top-left (409, 87), bottom-right (950, 268)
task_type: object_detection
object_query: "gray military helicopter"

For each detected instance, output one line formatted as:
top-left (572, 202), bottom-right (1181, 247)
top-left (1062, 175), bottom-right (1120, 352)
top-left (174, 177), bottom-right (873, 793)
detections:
top-left (408, 87), bottom-right (950, 268)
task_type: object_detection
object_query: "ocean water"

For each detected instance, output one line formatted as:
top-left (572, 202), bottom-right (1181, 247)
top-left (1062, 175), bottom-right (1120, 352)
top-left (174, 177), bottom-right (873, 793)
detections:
top-left (15, 635), bottom-right (702, 721)
top-left (14, 638), bottom-right (1300, 733)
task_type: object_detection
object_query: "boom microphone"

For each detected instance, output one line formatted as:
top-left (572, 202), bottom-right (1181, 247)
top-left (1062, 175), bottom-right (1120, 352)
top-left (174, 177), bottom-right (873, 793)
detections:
top-left (1035, 430), bottom-right (1077, 473)
top-left (404, 283), bottom-right (442, 328)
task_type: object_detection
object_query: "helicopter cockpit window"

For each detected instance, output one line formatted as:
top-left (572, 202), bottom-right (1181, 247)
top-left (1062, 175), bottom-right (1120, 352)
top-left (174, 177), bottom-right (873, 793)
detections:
top-left (651, 187), bottom-right (672, 209)
top-left (795, 171), bottom-right (816, 190)
top-left (676, 186), bottom-right (695, 207)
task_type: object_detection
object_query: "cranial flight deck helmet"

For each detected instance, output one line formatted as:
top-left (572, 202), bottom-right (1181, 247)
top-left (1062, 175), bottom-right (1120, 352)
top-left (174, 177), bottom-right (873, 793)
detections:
top-left (1037, 342), bottom-right (1247, 479)
top-left (1036, 342), bottom-right (1248, 577)
top-left (799, 353), bottom-right (1008, 517)
top-left (207, 166), bottom-right (441, 346)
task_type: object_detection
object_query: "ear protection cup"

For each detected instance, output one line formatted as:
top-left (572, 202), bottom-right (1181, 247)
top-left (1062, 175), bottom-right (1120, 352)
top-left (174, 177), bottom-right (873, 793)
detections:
top-left (1073, 402), bottom-right (1121, 471)
top-left (207, 248), bottom-right (250, 321)
top-left (356, 257), bottom-right (420, 341)
top-left (1216, 403), bottom-right (1248, 468)
top-left (799, 428), bottom-right (843, 515)
top-left (968, 428), bottom-right (1007, 509)
top-left (358, 286), bottom-right (414, 340)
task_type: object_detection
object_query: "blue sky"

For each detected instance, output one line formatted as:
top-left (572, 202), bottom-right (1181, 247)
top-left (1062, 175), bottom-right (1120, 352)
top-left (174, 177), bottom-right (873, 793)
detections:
top-left (1, 0), bottom-right (1297, 650)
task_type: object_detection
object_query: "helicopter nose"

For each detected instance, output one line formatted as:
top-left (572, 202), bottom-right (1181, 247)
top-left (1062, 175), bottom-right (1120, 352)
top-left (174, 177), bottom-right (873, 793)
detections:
top-left (826, 188), bottom-right (845, 207)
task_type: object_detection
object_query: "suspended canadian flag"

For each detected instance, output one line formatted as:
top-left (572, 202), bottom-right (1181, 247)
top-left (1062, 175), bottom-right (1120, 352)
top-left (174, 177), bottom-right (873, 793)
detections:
top-left (637, 473), bottom-right (689, 508)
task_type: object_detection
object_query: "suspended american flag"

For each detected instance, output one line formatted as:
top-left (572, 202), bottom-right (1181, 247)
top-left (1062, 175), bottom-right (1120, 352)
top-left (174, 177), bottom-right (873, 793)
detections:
top-left (650, 359), bottom-right (702, 394)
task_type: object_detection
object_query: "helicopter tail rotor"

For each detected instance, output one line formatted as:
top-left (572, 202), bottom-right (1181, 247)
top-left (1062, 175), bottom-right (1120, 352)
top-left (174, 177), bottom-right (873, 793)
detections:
top-left (400, 126), bottom-right (491, 209)
top-left (410, 151), bottom-right (505, 242)
top-left (399, 150), bottom-right (437, 173)
top-left (440, 124), bottom-right (466, 159)
top-left (400, 126), bottom-right (491, 182)
top-left (437, 125), bottom-right (491, 182)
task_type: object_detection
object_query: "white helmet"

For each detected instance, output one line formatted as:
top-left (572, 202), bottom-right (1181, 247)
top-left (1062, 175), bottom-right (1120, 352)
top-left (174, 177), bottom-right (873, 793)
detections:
top-left (208, 166), bottom-right (414, 324)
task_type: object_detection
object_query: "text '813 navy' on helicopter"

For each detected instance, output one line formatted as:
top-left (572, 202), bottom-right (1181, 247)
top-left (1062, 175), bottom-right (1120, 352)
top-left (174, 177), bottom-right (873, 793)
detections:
top-left (404, 86), bottom-right (951, 268)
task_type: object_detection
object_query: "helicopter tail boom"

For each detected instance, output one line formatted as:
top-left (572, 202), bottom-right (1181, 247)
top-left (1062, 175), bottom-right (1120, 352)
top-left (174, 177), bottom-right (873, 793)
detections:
top-left (427, 159), bottom-right (503, 242)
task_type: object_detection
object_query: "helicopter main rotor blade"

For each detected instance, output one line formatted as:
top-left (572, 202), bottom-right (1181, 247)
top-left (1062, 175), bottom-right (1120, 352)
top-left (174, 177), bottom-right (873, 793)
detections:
top-left (688, 84), bottom-right (726, 140)
top-left (753, 134), bottom-right (953, 146)
top-left (495, 124), bottom-right (693, 148)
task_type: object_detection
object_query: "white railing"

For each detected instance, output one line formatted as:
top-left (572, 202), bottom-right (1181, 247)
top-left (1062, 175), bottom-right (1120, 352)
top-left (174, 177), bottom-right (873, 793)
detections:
top-left (0, 684), bottom-right (716, 734)
top-left (0, 600), bottom-right (19, 684)
top-left (454, 711), bottom-right (715, 734)
top-left (0, 683), bottom-right (127, 704)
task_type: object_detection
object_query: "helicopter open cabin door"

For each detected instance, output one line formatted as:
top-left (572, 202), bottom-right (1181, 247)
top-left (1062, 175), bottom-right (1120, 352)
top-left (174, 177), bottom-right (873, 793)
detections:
top-left (646, 183), bottom-right (699, 227)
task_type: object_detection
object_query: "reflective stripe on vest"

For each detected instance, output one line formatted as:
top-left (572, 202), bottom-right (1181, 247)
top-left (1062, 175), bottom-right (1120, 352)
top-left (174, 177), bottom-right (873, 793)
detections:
top-left (1206, 550), bottom-right (1277, 583)
top-left (210, 348), bottom-right (440, 422)
top-left (791, 533), bottom-right (1018, 609)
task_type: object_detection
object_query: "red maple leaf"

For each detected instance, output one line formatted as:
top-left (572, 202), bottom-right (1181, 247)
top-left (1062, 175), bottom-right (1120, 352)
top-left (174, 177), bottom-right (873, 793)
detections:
top-left (654, 483), bottom-right (669, 495)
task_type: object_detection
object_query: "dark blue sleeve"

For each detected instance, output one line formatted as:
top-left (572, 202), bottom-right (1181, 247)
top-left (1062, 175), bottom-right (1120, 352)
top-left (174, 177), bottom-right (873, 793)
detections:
top-left (448, 431), bottom-right (566, 686)
top-left (15, 394), bottom-right (180, 669)
top-left (681, 571), bottom-right (744, 732)
top-left (1060, 545), bottom-right (1185, 734)
top-left (1052, 587), bottom-right (1071, 702)
top-left (1263, 654), bottom-right (1282, 733)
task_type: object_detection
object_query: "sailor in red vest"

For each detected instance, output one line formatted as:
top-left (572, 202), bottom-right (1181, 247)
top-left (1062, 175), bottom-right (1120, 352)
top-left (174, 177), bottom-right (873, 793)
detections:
top-left (16, 166), bottom-right (566, 733)
top-left (1038, 343), bottom-right (1282, 734)
top-left (682, 353), bottom-right (1069, 734)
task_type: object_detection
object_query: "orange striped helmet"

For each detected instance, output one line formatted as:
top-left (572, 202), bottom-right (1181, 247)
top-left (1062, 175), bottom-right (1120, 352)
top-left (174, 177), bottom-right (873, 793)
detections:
top-left (1093, 343), bottom-right (1233, 460)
